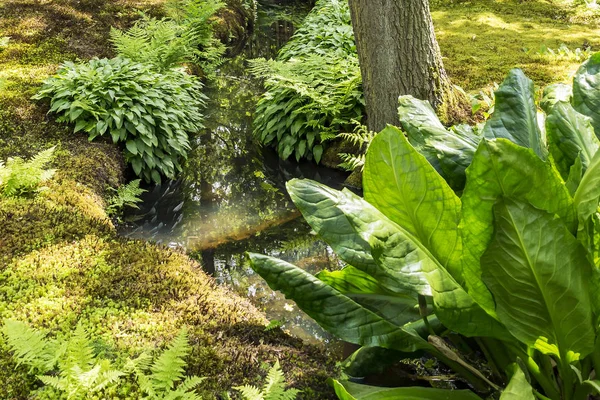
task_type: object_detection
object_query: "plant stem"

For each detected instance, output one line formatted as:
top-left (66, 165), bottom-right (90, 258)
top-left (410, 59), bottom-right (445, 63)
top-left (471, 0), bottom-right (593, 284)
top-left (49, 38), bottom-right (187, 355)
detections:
top-left (524, 353), bottom-right (561, 400)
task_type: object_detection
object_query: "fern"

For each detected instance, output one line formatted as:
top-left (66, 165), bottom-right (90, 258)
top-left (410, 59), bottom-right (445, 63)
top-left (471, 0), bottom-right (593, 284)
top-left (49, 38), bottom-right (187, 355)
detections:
top-left (0, 146), bottom-right (56, 197)
top-left (234, 362), bottom-right (300, 400)
top-left (336, 120), bottom-right (375, 172)
top-left (1, 321), bottom-right (126, 400)
top-left (130, 328), bottom-right (205, 399)
top-left (106, 179), bottom-right (147, 217)
top-left (111, 0), bottom-right (225, 74)
top-left (1, 320), bottom-right (59, 374)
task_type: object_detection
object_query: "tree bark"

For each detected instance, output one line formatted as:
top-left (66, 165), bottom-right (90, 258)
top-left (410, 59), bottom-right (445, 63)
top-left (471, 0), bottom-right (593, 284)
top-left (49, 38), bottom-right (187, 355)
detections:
top-left (348, 0), bottom-right (456, 131)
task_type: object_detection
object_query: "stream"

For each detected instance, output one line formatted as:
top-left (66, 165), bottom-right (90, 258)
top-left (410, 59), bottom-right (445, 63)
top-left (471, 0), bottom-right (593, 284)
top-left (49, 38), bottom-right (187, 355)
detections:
top-left (121, 0), bottom-right (348, 346)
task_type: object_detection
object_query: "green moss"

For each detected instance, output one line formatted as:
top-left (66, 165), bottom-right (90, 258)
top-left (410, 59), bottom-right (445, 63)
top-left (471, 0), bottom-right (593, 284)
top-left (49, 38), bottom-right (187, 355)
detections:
top-left (432, 0), bottom-right (600, 90)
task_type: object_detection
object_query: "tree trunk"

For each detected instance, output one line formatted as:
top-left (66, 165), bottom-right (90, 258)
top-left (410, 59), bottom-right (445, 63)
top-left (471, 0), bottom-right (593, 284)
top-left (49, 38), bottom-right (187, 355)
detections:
top-left (348, 0), bottom-right (457, 131)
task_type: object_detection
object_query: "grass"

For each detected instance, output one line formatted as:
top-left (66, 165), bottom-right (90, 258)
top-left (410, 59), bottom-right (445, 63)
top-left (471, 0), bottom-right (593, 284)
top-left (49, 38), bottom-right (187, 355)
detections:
top-left (433, 0), bottom-right (600, 90)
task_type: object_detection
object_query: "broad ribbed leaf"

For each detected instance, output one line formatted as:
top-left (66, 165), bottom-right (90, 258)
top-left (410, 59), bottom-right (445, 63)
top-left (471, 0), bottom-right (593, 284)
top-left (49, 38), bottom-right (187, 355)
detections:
top-left (318, 266), bottom-right (423, 326)
top-left (574, 150), bottom-right (600, 223)
top-left (363, 125), bottom-right (463, 280)
top-left (573, 52), bottom-right (600, 135)
top-left (292, 179), bottom-right (507, 339)
top-left (288, 179), bottom-right (431, 297)
top-left (461, 139), bottom-right (576, 314)
top-left (500, 365), bottom-right (534, 400)
top-left (546, 101), bottom-right (599, 179)
top-left (397, 96), bottom-right (479, 189)
top-left (540, 83), bottom-right (573, 113)
top-left (332, 380), bottom-right (482, 400)
top-left (482, 69), bottom-right (546, 159)
top-left (481, 199), bottom-right (594, 358)
top-left (248, 253), bottom-right (430, 352)
top-left (317, 266), bottom-right (388, 295)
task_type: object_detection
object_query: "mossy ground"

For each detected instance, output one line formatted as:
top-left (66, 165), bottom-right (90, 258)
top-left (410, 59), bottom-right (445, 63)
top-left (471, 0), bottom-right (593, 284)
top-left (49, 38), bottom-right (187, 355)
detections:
top-left (433, 0), bottom-right (600, 91)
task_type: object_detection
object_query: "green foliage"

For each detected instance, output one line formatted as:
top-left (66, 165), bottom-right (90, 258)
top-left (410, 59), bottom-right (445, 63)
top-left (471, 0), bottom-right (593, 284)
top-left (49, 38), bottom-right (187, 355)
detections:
top-left (106, 179), bottom-right (146, 217)
top-left (233, 361), bottom-right (300, 400)
top-left (2, 321), bottom-right (204, 400)
top-left (33, 57), bottom-right (206, 183)
top-left (2, 320), bottom-right (126, 400)
top-left (249, 55), bottom-right (600, 399)
top-left (126, 328), bottom-right (204, 400)
top-left (0, 146), bottom-right (56, 197)
top-left (111, 0), bottom-right (225, 75)
top-left (252, 0), bottom-right (363, 163)
top-left (337, 121), bottom-right (375, 172)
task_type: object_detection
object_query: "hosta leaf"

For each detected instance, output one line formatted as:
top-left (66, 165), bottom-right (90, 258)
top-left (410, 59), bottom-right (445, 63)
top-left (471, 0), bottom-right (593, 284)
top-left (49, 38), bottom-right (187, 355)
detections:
top-left (461, 139), bottom-right (576, 315)
top-left (332, 379), bottom-right (482, 400)
top-left (247, 253), bottom-right (431, 352)
top-left (573, 52), bottom-right (600, 135)
top-left (363, 125), bottom-right (463, 281)
top-left (397, 97), bottom-right (479, 190)
top-left (482, 69), bottom-right (546, 159)
top-left (546, 101), bottom-right (599, 179)
top-left (500, 364), bottom-right (534, 400)
top-left (481, 199), bottom-right (594, 358)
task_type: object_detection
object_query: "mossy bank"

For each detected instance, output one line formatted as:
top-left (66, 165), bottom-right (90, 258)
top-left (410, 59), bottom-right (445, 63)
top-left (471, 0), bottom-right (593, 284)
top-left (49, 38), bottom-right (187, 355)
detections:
top-left (0, 0), bottom-right (336, 398)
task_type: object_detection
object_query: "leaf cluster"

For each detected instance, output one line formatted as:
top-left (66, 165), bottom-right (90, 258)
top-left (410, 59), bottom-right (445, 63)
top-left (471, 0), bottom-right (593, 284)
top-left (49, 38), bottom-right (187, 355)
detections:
top-left (249, 53), bottom-right (600, 400)
top-left (0, 146), bottom-right (56, 197)
top-left (251, 0), bottom-right (363, 163)
top-left (2, 321), bottom-right (204, 400)
top-left (111, 0), bottom-right (225, 75)
top-left (233, 361), bottom-right (300, 400)
top-left (33, 57), bottom-right (206, 183)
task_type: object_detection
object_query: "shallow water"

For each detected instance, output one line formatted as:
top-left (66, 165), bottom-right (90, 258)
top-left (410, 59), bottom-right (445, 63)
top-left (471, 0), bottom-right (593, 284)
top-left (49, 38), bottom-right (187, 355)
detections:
top-left (122, 1), bottom-right (349, 345)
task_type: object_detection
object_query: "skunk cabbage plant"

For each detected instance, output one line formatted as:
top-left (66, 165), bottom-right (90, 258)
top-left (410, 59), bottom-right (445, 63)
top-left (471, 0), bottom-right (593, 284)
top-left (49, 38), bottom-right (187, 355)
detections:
top-left (248, 53), bottom-right (600, 400)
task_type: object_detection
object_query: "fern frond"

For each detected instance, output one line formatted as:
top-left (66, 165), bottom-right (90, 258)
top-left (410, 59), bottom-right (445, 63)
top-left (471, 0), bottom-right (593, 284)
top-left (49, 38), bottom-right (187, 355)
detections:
top-left (262, 361), bottom-right (285, 396)
top-left (178, 375), bottom-right (206, 392)
top-left (38, 374), bottom-right (67, 391)
top-left (2, 320), bottom-right (58, 373)
top-left (61, 323), bottom-right (95, 374)
top-left (234, 385), bottom-right (264, 400)
top-left (338, 153), bottom-right (365, 172)
top-left (149, 328), bottom-right (191, 390)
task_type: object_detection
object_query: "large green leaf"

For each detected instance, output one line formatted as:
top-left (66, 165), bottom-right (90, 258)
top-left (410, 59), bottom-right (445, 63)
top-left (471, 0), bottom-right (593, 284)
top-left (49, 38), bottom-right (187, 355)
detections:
top-left (500, 364), bottom-right (535, 400)
top-left (397, 96), bottom-right (479, 190)
top-left (546, 101), bottom-right (599, 180)
top-left (574, 150), bottom-right (600, 224)
top-left (288, 179), bottom-right (431, 297)
top-left (332, 380), bottom-right (482, 400)
top-left (482, 69), bottom-right (546, 159)
top-left (318, 267), bottom-right (424, 326)
top-left (363, 125), bottom-right (463, 281)
top-left (288, 179), bottom-right (508, 339)
top-left (247, 253), bottom-right (430, 352)
top-left (573, 52), bottom-right (600, 135)
top-left (461, 139), bottom-right (576, 314)
top-left (540, 83), bottom-right (573, 113)
top-left (481, 199), bottom-right (595, 358)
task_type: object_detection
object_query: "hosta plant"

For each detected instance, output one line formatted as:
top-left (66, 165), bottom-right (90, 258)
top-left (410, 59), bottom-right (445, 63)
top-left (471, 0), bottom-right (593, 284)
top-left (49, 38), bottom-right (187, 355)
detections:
top-left (33, 57), bottom-right (206, 183)
top-left (249, 54), bottom-right (600, 399)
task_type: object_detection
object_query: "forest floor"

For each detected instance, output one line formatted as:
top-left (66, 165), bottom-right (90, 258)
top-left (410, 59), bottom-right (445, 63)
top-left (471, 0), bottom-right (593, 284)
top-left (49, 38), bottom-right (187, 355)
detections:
top-left (433, 0), bottom-right (600, 90)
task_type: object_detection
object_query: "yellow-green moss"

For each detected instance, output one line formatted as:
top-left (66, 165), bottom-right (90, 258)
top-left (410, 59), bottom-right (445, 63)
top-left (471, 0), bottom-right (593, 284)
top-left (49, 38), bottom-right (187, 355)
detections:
top-left (432, 0), bottom-right (600, 90)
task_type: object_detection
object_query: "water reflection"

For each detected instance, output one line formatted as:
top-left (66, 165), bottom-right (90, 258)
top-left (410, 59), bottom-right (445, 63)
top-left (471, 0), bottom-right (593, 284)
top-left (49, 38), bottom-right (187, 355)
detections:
top-left (122, 0), bottom-right (349, 344)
